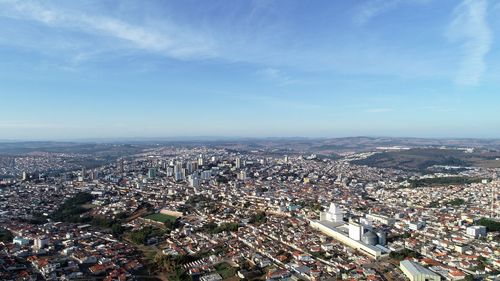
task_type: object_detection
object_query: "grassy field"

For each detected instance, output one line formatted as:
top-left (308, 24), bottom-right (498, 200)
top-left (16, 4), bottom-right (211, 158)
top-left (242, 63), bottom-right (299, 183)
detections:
top-left (144, 213), bottom-right (177, 223)
top-left (215, 262), bottom-right (237, 279)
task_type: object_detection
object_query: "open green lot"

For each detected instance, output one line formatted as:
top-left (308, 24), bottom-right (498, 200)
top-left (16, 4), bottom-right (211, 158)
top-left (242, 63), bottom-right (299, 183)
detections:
top-left (215, 262), bottom-right (237, 279)
top-left (144, 213), bottom-right (177, 223)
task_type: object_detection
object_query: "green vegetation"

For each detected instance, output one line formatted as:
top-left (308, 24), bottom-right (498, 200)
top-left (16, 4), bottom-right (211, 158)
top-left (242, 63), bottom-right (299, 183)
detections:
top-left (249, 211), bottom-right (267, 225)
top-left (352, 148), bottom-right (471, 171)
top-left (50, 193), bottom-right (128, 236)
top-left (196, 246), bottom-right (225, 258)
top-left (427, 198), bottom-right (466, 208)
top-left (400, 232), bottom-right (411, 239)
top-left (470, 256), bottom-right (489, 272)
top-left (111, 223), bottom-right (126, 236)
top-left (129, 226), bottom-right (165, 245)
top-left (202, 222), bottom-right (239, 234)
top-left (164, 219), bottom-right (181, 231)
top-left (389, 249), bottom-right (421, 261)
top-left (143, 213), bottom-right (181, 231)
top-left (144, 213), bottom-right (177, 223)
top-left (427, 201), bottom-right (440, 208)
top-left (51, 192), bottom-right (94, 223)
top-left (0, 228), bottom-right (13, 242)
top-left (185, 195), bottom-right (209, 205)
top-left (19, 212), bottom-right (48, 225)
top-left (215, 262), bottom-right (237, 279)
top-left (297, 201), bottom-right (323, 211)
top-left (153, 253), bottom-right (197, 281)
top-left (115, 212), bottom-right (128, 220)
top-left (476, 218), bottom-right (500, 232)
top-left (91, 216), bottom-right (116, 228)
top-left (90, 216), bottom-right (126, 237)
top-left (311, 251), bottom-right (327, 260)
top-left (447, 198), bottom-right (465, 206)
top-left (409, 177), bottom-right (482, 188)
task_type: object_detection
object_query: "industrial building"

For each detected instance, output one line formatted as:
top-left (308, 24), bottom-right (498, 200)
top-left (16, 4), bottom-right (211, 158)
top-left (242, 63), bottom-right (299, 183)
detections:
top-left (310, 203), bottom-right (389, 259)
top-left (366, 213), bottom-right (396, 226)
top-left (400, 260), bottom-right (441, 281)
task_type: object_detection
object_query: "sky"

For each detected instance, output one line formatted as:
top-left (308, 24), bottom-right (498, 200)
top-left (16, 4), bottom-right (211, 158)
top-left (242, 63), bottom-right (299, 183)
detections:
top-left (0, 0), bottom-right (499, 140)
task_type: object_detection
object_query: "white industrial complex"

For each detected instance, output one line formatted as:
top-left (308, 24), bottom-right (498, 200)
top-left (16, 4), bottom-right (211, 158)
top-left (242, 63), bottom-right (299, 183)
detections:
top-left (310, 203), bottom-right (390, 259)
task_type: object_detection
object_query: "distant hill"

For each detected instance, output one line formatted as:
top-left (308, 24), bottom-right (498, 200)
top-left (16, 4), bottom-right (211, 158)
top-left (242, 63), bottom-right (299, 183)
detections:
top-left (352, 148), bottom-right (500, 171)
top-left (1, 136), bottom-right (500, 156)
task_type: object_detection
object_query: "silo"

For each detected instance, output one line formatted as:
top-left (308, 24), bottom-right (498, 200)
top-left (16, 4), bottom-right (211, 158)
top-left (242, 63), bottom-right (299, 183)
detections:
top-left (361, 231), bottom-right (378, 246)
top-left (376, 230), bottom-right (387, 246)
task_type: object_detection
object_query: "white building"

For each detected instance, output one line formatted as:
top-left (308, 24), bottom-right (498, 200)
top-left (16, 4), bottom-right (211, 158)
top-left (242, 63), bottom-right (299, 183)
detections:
top-left (466, 226), bottom-right (486, 238)
top-left (34, 236), bottom-right (49, 249)
top-left (320, 203), bottom-right (344, 223)
top-left (200, 273), bottom-right (223, 281)
top-left (409, 221), bottom-right (425, 231)
top-left (366, 213), bottom-right (396, 226)
top-left (238, 171), bottom-right (247, 181)
top-left (400, 260), bottom-right (440, 281)
top-left (349, 222), bottom-right (364, 241)
top-left (13, 236), bottom-right (30, 246)
top-left (166, 167), bottom-right (174, 177)
top-left (188, 176), bottom-right (200, 188)
top-left (311, 203), bottom-right (385, 259)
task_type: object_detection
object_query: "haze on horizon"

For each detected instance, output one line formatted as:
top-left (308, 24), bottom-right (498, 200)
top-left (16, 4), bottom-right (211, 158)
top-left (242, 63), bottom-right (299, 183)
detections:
top-left (0, 0), bottom-right (499, 140)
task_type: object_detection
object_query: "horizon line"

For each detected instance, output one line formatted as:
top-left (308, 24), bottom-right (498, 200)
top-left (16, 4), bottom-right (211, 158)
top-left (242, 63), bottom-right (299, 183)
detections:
top-left (1, 135), bottom-right (500, 144)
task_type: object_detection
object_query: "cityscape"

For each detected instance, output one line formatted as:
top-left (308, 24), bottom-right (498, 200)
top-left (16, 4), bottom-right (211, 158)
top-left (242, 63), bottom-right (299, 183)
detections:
top-left (0, 139), bottom-right (499, 280)
top-left (1, 0), bottom-right (500, 281)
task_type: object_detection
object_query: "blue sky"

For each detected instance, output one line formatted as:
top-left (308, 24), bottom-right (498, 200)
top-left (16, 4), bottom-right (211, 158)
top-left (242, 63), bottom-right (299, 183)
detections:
top-left (0, 0), bottom-right (499, 140)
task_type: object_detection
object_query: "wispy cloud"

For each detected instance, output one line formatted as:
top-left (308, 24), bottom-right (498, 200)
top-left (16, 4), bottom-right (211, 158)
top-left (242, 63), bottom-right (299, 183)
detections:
top-left (447, 0), bottom-right (492, 86)
top-left (0, 0), bottom-right (484, 84)
top-left (354, 0), bottom-right (401, 26)
top-left (256, 67), bottom-right (299, 85)
top-left (0, 0), bottom-right (216, 60)
top-left (353, 0), bottom-right (432, 26)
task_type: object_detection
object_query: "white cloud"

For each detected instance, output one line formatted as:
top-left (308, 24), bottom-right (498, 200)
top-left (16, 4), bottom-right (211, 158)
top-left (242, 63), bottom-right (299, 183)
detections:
top-left (353, 0), bottom-right (433, 26)
top-left (0, 0), bottom-right (217, 60)
top-left (257, 67), bottom-right (281, 79)
top-left (256, 67), bottom-right (299, 85)
top-left (447, 0), bottom-right (492, 86)
top-left (354, 0), bottom-right (401, 26)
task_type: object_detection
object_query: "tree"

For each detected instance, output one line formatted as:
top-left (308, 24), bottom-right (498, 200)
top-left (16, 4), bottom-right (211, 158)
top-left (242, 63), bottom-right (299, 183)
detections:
top-left (0, 228), bottom-right (13, 242)
top-left (111, 224), bottom-right (125, 237)
top-left (249, 212), bottom-right (267, 225)
top-left (464, 275), bottom-right (474, 281)
top-left (477, 218), bottom-right (500, 232)
top-left (164, 219), bottom-right (181, 231)
top-left (154, 253), bottom-right (196, 279)
top-left (51, 192), bottom-right (94, 223)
